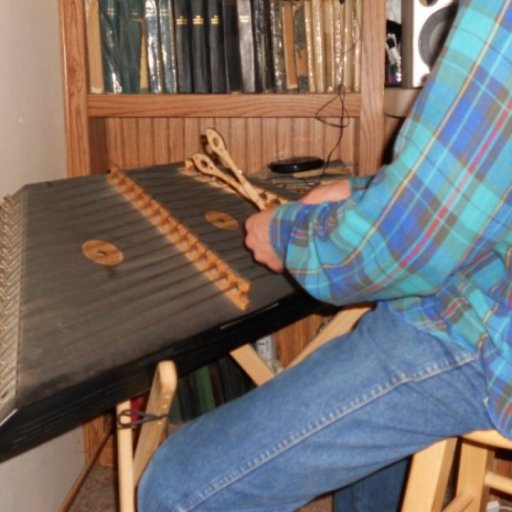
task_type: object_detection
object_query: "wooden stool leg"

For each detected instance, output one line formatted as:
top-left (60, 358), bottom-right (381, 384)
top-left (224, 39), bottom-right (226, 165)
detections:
top-left (288, 306), bottom-right (370, 368)
top-left (116, 360), bottom-right (178, 512)
top-left (231, 306), bottom-right (371, 388)
top-left (230, 344), bottom-right (275, 386)
top-left (117, 399), bottom-right (136, 512)
top-left (133, 361), bottom-right (178, 484)
top-left (453, 439), bottom-right (493, 512)
top-left (401, 438), bottom-right (457, 512)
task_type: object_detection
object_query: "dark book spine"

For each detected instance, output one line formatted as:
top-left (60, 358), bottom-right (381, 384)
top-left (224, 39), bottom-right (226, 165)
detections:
top-left (222, 0), bottom-right (243, 92)
top-left (208, 361), bottom-right (227, 405)
top-left (173, 0), bottom-right (193, 93)
top-left (195, 366), bottom-right (216, 413)
top-left (158, 0), bottom-right (178, 93)
top-left (118, 0), bottom-right (143, 94)
top-left (252, 0), bottom-right (274, 92)
top-left (176, 375), bottom-right (194, 421)
top-left (218, 356), bottom-right (254, 402)
top-left (281, 0), bottom-right (298, 91)
top-left (144, 0), bottom-right (163, 93)
top-left (269, 0), bottom-right (286, 92)
top-left (190, 0), bottom-right (210, 93)
top-left (99, 0), bottom-right (122, 93)
top-left (206, 0), bottom-right (227, 93)
top-left (293, 0), bottom-right (309, 92)
top-left (236, 0), bottom-right (257, 93)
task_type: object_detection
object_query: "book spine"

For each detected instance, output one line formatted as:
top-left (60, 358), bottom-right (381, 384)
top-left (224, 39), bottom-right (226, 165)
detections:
top-left (333, 0), bottom-right (344, 91)
top-left (119, 0), bottom-right (144, 94)
top-left (218, 356), bottom-right (254, 402)
top-left (323, 0), bottom-right (335, 92)
top-left (293, 0), bottom-right (309, 92)
top-left (281, 0), bottom-right (298, 92)
top-left (252, 0), bottom-right (274, 92)
top-left (342, 0), bottom-right (355, 92)
top-left (236, 0), bottom-right (257, 93)
top-left (144, 0), bottom-right (163, 93)
top-left (85, 0), bottom-right (105, 94)
top-left (173, 0), bottom-right (193, 93)
top-left (352, 0), bottom-right (362, 92)
top-left (269, 0), bottom-right (286, 93)
top-left (99, 0), bottom-right (123, 93)
top-left (222, 0), bottom-right (243, 92)
top-left (139, 31), bottom-right (149, 93)
top-left (190, 0), bottom-right (210, 93)
top-left (195, 366), bottom-right (216, 413)
top-left (303, 0), bottom-right (316, 92)
top-left (158, 0), bottom-right (178, 93)
top-left (206, 0), bottom-right (227, 93)
top-left (208, 361), bottom-right (226, 406)
top-left (310, 0), bottom-right (324, 92)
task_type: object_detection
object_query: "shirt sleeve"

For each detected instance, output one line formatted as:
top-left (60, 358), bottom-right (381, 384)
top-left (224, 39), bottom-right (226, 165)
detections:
top-left (269, 0), bottom-right (512, 306)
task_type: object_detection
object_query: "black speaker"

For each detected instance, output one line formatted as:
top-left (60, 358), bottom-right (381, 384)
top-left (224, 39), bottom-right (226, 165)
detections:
top-left (401, 0), bottom-right (458, 88)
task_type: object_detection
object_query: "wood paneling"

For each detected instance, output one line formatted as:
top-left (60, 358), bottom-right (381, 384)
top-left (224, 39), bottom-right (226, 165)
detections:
top-left (102, 117), bottom-right (357, 174)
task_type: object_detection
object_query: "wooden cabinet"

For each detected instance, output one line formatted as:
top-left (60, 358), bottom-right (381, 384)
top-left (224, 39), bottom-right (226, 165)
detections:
top-left (58, 0), bottom-right (386, 179)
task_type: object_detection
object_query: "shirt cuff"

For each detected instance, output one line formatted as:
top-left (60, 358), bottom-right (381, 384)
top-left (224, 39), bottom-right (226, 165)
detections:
top-left (349, 175), bottom-right (374, 193)
top-left (269, 202), bottom-right (317, 262)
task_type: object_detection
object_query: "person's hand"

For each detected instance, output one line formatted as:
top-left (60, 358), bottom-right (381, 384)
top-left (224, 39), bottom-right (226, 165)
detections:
top-left (244, 180), bottom-right (350, 272)
top-left (300, 179), bottom-right (351, 205)
top-left (244, 207), bottom-right (284, 272)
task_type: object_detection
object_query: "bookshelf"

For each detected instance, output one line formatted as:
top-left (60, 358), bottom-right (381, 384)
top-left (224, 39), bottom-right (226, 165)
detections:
top-left (58, 0), bottom-right (387, 465)
top-left (59, 0), bottom-right (386, 178)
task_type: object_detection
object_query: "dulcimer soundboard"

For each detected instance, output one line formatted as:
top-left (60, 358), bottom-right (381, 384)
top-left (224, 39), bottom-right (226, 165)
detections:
top-left (0, 162), bottom-right (322, 461)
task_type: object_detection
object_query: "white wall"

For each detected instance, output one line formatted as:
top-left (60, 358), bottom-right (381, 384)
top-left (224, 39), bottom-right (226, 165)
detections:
top-left (0, 1), bottom-right (67, 193)
top-left (0, 1), bottom-right (84, 510)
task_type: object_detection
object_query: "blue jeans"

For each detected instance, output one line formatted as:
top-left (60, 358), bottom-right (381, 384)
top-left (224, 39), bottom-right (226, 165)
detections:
top-left (138, 304), bottom-right (493, 512)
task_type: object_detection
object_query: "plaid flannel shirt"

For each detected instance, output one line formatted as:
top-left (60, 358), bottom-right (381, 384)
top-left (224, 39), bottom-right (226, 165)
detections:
top-left (269, 0), bottom-right (512, 435)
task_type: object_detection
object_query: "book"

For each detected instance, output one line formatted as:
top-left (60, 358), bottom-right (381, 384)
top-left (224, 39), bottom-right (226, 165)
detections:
top-left (195, 365), bottom-right (216, 413)
top-left (217, 356), bottom-right (254, 402)
top-left (173, 0), bottom-right (193, 92)
top-left (310, 0), bottom-right (325, 92)
top-left (208, 360), bottom-right (227, 405)
top-left (281, 0), bottom-right (298, 92)
top-left (99, 0), bottom-right (122, 93)
top-left (292, 0), bottom-right (309, 92)
top-left (158, 0), bottom-right (179, 93)
top-left (84, 0), bottom-right (105, 94)
top-left (322, 0), bottom-right (335, 92)
top-left (222, 0), bottom-right (243, 92)
top-left (139, 30), bottom-right (149, 93)
top-left (190, 0), bottom-right (210, 93)
top-left (352, 0), bottom-right (362, 92)
top-left (333, 0), bottom-right (344, 90)
top-left (303, 0), bottom-right (316, 92)
top-left (343, 0), bottom-right (355, 91)
top-left (269, 0), bottom-right (286, 92)
top-left (206, 0), bottom-right (227, 93)
top-left (143, 0), bottom-right (163, 93)
top-left (252, 0), bottom-right (274, 92)
top-left (236, 0), bottom-right (257, 93)
top-left (119, 0), bottom-right (144, 94)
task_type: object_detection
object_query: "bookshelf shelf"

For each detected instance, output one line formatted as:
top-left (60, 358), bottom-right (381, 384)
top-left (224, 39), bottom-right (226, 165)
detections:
top-left (87, 93), bottom-right (362, 119)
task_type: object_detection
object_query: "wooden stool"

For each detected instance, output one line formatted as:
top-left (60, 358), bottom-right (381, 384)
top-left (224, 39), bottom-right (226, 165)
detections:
top-left (402, 429), bottom-right (512, 512)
